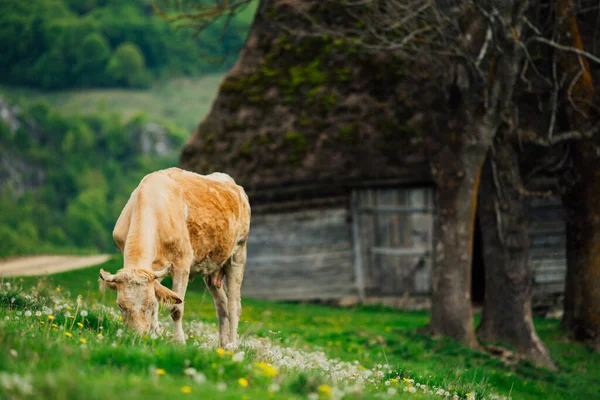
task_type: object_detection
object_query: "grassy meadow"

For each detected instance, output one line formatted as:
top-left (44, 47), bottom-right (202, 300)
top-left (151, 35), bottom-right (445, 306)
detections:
top-left (1, 257), bottom-right (598, 400)
top-left (0, 75), bottom-right (225, 131)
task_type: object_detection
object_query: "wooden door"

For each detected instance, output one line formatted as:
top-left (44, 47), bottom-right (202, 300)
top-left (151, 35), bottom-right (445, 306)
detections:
top-left (352, 187), bottom-right (434, 296)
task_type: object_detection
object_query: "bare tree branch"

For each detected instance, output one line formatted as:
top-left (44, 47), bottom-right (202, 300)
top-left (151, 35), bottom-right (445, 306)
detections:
top-left (520, 125), bottom-right (600, 147)
top-left (531, 36), bottom-right (600, 65)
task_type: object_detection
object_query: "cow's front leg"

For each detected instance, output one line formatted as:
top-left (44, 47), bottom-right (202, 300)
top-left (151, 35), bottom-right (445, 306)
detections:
top-left (204, 276), bottom-right (230, 348)
top-left (170, 267), bottom-right (189, 344)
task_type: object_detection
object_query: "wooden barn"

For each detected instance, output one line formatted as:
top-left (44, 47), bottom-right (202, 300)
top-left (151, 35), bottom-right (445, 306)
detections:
top-left (241, 181), bottom-right (566, 312)
top-left (178, 0), bottom-right (568, 313)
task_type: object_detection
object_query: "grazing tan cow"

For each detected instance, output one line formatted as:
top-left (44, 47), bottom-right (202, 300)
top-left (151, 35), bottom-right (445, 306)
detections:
top-left (99, 167), bottom-right (250, 346)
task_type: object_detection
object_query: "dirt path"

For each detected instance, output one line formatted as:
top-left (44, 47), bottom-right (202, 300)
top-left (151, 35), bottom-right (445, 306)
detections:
top-left (0, 254), bottom-right (111, 278)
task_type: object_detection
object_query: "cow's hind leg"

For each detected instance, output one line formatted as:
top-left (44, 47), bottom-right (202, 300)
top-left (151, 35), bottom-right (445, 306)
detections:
top-left (204, 277), bottom-right (230, 348)
top-left (225, 242), bottom-right (246, 348)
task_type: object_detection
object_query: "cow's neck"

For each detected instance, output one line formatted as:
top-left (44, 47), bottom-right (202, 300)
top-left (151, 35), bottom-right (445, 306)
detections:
top-left (123, 196), bottom-right (157, 270)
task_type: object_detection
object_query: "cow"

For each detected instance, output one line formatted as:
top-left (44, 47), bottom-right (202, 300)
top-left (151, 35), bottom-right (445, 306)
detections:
top-left (99, 167), bottom-right (250, 347)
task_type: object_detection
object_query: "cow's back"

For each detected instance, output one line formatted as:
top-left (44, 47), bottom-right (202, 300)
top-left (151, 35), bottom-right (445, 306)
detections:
top-left (164, 168), bottom-right (250, 266)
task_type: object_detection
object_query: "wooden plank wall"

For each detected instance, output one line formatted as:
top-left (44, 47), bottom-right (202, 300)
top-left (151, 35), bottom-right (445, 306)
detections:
top-left (529, 197), bottom-right (566, 296)
top-left (242, 207), bottom-right (356, 300)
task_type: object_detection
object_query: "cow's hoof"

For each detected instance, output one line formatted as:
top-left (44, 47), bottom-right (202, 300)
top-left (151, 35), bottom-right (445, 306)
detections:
top-left (173, 335), bottom-right (186, 345)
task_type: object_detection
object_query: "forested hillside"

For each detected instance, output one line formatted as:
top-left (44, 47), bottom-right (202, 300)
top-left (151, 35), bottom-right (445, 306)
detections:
top-left (0, 96), bottom-right (186, 256)
top-left (0, 0), bottom-right (255, 89)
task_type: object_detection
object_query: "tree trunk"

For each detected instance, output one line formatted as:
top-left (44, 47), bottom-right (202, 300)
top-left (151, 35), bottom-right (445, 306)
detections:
top-left (430, 148), bottom-right (485, 349)
top-left (429, 1), bottom-right (526, 350)
top-left (561, 142), bottom-right (600, 348)
top-left (477, 139), bottom-right (556, 369)
top-left (557, 0), bottom-right (600, 348)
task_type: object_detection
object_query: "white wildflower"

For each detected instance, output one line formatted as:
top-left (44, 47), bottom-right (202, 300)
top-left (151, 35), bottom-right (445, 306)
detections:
top-left (232, 351), bottom-right (245, 363)
top-left (216, 382), bottom-right (226, 392)
top-left (80, 310), bottom-right (88, 317)
top-left (409, 387), bottom-right (417, 393)
top-left (24, 310), bottom-right (32, 317)
top-left (193, 373), bottom-right (206, 384)
top-left (35, 311), bottom-right (42, 317)
top-left (387, 388), bottom-right (397, 395)
top-left (268, 383), bottom-right (281, 392)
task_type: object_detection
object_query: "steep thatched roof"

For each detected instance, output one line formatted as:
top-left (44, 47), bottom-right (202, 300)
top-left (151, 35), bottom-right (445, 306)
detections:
top-left (179, 0), bottom-right (439, 204)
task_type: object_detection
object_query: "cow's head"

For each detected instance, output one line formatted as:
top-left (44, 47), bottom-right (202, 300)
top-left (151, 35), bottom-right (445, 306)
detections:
top-left (98, 266), bottom-right (182, 334)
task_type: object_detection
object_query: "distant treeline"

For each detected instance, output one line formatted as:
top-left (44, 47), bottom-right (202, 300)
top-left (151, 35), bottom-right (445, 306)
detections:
top-left (0, 0), bottom-right (253, 89)
top-left (0, 98), bottom-right (186, 257)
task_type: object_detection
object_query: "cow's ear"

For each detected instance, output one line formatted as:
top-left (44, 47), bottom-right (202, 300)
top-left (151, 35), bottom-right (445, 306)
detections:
top-left (99, 279), bottom-right (118, 292)
top-left (154, 281), bottom-right (183, 305)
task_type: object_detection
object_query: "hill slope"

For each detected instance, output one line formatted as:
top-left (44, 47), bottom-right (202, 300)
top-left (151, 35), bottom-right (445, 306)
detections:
top-left (0, 0), bottom-right (256, 89)
top-left (0, 95), bottom-right (186, 257)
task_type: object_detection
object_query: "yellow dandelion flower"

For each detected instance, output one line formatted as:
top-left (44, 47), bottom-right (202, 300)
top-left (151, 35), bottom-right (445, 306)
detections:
top-left (238, 378), bottom-right (249, 388)
top-left (65, 332), bottom-right (72, 337)
top-left (402, 377), bottom-right (410, 382)
top-left (156, 368), bottom-right (166, 376)
top-left (97, 334), bottom-right (103, 339)
top-left (318, 384), bottom-right (332, 397)
top-left (40, 321), bottom-right (45, 325)
top-left (69, 316), bottom-right (75, 319)
top-left (181, 386), bottom-right (192, 394)
top-left (391, 378), bottom-right (398, 383)
top-left (216, 348), bottom-right (226, 357)
top-left (225, 350), bottom-right (233, 356)
top-left (48, 315), bottom-right (55, 320)
top-left (79, 338), bottom-right (87, 344)
top-left (51, 323), bottom-right (58, 328)
top-left (255, 362), bottom-right (278, 377)
top-left (67, 306), bottom-right (72, 310)
top-left (77, 322), bottom-right (84, 328)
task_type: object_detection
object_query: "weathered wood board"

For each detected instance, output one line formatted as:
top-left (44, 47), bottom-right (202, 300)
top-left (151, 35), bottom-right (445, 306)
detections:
top-left (529, 197), bottom-right (566, 295)
top-left (242, 207), bottom-right (356, 300)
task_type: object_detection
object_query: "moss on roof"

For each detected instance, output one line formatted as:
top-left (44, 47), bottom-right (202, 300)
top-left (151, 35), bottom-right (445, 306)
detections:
top-left (179, 0), bottom-right (441, 202)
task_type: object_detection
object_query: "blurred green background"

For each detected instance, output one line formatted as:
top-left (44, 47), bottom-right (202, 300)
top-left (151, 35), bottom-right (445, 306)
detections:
top-left (0, 0), bottom-right (257, 257)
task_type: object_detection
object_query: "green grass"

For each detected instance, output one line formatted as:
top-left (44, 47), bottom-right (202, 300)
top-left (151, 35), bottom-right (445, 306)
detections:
top-left (0, 75), bottom-right (225, 131)
top-left (1, 256), bottom-right (598, 399)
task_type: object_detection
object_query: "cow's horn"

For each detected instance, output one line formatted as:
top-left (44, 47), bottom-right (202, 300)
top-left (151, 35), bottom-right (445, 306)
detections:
top-left (154, 265), bottom-right (172, 279)
top-left (99, 269), bottom-right (117, 282)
